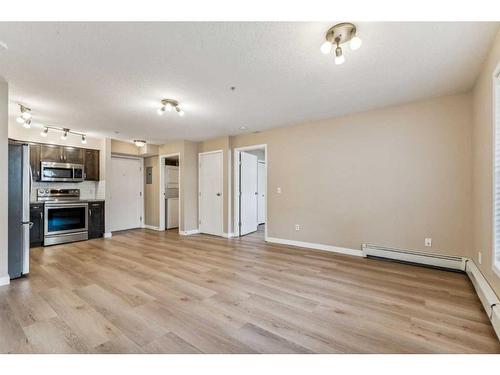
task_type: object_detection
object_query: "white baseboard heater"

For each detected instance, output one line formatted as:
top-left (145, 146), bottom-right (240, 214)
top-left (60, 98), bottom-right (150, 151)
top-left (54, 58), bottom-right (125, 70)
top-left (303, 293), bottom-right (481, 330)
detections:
top-left (362, 243), bottom-right (466, 271)
top-left (465, 259), bottom-right (500, 339)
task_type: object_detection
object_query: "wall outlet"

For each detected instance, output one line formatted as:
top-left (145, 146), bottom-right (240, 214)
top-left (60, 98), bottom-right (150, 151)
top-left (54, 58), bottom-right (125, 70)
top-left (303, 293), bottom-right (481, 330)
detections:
top-left (478, 251), bottom-right (482, 265)
top-left (295, 224), bottom-right (300, 231)
top-left (277, 187), bottom-right (282, 194)
top-left (425, 238), bottom-right (432, 247)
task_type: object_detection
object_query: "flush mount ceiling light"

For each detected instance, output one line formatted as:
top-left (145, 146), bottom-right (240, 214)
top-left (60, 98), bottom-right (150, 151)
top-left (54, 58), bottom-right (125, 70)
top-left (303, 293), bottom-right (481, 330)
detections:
top-left (134, 140), bottom-right (146, 147)
top-left (157, 99), bottom-right (184, 117)
top-left (320, 22), bottom-right (362, 65)
top-left (16, 104), bottom-right (32, 125)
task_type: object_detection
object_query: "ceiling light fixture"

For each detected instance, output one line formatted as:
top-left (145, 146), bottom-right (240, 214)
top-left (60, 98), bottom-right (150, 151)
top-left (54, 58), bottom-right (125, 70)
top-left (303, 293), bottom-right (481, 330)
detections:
top-left (61, 129), bottom-right (69, 140)
top-left (23, 119), bottom-right (32, 129)
top-left (158, 99), bottom-right (184, 117)
top-left (16, 104), bottom-right (32, 125)
top-left (41, 127), bottom-right (48, 137)
top-left (134, 140), bottom-right (146, 147)
top-left (321, 22), bottom-right (362, 64)
top-left (81, 135), bottom-right (87, 144)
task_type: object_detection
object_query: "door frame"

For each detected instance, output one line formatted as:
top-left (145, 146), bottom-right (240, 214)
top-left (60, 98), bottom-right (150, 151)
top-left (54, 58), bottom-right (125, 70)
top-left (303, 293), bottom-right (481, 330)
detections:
top-left (109, 155), bottom-right (145, 233)
top-left (198, 149), bottom-right (224, 237)
top-left (158, 152), bottom-right (181, 232)
top-left (233, 144), bottom-right (268, 240)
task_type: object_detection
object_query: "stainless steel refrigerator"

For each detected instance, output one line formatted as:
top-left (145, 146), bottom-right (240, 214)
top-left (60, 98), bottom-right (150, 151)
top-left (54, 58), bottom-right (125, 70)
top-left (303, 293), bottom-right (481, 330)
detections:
top-left (8, 142), bottom-right (30, 279)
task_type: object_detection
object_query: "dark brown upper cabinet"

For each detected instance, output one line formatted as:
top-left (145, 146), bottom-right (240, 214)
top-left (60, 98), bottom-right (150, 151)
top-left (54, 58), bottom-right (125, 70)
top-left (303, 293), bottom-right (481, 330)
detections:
top-left (29, 143), bottom-right (41, 181)
top-left (40, 144), bottom-right (84, 164)
top-left (84, 149), bottom-right (100, 181)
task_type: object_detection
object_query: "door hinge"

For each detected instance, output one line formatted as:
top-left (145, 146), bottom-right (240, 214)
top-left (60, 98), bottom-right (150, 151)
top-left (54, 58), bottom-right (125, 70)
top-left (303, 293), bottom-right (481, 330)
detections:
top-left (140, 216), bottom-right (142, 221)
top-left (140, 192), bottom-right (142, 196)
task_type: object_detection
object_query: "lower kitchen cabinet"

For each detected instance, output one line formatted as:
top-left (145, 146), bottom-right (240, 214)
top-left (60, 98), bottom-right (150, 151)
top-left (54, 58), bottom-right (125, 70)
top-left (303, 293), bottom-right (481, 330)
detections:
top-left (88, 201), bottom-right (105, 239)
top-left (30, 203), bottom-right (44, 247)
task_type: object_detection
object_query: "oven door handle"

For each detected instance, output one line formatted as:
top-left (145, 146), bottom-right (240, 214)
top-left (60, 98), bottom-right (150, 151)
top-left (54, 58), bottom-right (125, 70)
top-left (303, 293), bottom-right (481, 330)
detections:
top-left (45, 203), bottom-right (89, 209)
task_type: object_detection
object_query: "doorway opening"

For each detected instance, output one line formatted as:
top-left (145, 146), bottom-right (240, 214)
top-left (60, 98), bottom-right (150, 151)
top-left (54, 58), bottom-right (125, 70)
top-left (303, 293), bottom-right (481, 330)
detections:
top-left (159, 153), bottom-right (181, 233)
top-left (234, 145), bottom-right (267, 240)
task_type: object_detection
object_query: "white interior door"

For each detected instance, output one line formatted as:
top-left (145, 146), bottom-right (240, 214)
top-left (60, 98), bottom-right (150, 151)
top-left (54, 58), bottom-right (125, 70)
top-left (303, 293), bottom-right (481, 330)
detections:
top-left (240, 151), bottom-right (258, 235)
top-left (199, 151), bottom-right (223, 236)
top-left (258, 161), bottom-right (266, 224)
top-left (109, 157), bottom-right (143, 232)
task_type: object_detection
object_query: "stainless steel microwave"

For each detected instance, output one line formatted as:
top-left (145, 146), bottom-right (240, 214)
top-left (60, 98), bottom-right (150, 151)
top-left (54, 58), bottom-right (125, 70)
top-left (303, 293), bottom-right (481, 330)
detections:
top-left (40, 162), bottom-right (84, 182)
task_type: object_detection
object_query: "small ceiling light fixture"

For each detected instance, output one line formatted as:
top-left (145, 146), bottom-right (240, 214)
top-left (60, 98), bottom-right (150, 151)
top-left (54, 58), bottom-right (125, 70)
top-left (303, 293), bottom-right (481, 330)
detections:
top-left (157, 99), bottom-right (184, 117)
top-left (41, 127), bottom-right (48, 137)
top-left (61, 128), bottom-right (69, 140)
top-left (134, 140), bottom-right (146, 147)
top-left (320, 22), bottom-right (362, 64)
top-left (23, 119), bottom-right (32, 129)
top-left (81, 135), bottom-right (87, 144)
top-left (16, 104), bottom-right (32, 125)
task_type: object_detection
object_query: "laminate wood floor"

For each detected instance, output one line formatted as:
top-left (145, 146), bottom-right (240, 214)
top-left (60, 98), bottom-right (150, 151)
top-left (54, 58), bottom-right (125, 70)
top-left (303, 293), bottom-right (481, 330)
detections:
top-left (1, 227), bottom-right (499, 353)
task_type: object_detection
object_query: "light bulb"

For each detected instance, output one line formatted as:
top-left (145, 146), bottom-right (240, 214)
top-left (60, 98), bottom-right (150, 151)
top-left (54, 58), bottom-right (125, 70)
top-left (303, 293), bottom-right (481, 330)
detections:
top-left (41, 127), bottom-right (48, 137)
top-left (320, 41), bottom-right (332, 54)
top-left (16, 116), bottom-right (24, 124)
top-left (81, 135), bottom-right (87, 144)
top-left (21, 111), bottom-right (32, 120)
top-left (165, 102), bottom-right (173, 111)
top-left (157, 107), bottom-right (165, 115)
top-left (23, 119), bottom-right (31, 129)
top-left (350, 36), bottom-right (362, 50)
top-left (335, 55), bottom-right (345, 65)
top-left (177, 108), bottom-right (185, 117)
top-left (61, 131), bottom-right (67, 140)
top-left (134, 140), bottom-right (146, 147)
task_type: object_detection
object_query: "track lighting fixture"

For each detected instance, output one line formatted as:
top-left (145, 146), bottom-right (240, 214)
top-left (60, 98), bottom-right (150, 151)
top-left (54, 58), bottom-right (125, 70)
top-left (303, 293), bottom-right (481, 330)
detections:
top-left (61, 129), bottom-right (68, 140)
top-left (157, 99), bottom-right (184, 117)
top-left (320, 22), bottom-right (362, 64)
top-left (134, 140), bottom-right (146, 147)
top-left (39, 125), bottom-right (87, 143)
top-left (16, 104), bottom-right (32, 126)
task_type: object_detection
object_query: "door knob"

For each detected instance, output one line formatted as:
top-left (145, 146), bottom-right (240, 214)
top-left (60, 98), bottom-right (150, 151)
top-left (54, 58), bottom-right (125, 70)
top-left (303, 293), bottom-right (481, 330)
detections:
top-left (216, 193), bottom-right (221, 196)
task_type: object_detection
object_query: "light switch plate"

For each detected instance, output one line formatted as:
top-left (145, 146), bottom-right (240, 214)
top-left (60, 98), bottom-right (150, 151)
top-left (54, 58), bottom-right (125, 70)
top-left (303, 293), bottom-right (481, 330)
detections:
top-left (277, 187), bottom-right (282, 194)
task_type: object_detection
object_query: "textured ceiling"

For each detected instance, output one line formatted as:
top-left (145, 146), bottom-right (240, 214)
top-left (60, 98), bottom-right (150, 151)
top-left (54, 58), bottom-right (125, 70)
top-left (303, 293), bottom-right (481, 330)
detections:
top-left (0, 22), bottom-right (498, 143)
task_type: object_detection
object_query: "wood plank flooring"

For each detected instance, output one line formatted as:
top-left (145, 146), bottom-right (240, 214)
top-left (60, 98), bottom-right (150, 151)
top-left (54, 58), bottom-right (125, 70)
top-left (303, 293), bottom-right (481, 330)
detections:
top-left (1, 227), bottom-right (499, 353)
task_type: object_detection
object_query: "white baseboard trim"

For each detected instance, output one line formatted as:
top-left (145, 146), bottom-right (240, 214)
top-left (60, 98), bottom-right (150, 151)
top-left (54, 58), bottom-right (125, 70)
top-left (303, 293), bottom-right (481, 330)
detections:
top-left (180, 229), bottom-right (200, 236)
top-left (223, 232), bottom-right (237, 238)
top-left (266, 237), bottom-right (363, 257)
top-left (0, 274), bottom-right (10, 287)
top-left (103, 232), bottom-right (112, 238)
top-left (144, 225), bottom-right (162, 231)
top-left (465, 259), bottom-right (500, 340)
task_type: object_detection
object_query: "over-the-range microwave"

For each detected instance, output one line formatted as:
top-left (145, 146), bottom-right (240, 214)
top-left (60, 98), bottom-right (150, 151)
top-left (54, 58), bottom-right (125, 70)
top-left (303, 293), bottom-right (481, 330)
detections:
top-left (40, 162), bottom-right (84, 182)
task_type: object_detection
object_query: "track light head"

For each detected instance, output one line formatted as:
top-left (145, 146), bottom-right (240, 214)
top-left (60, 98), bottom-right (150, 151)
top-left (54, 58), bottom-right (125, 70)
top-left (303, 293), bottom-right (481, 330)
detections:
top-left (41, 127), bottom-right (48, 137)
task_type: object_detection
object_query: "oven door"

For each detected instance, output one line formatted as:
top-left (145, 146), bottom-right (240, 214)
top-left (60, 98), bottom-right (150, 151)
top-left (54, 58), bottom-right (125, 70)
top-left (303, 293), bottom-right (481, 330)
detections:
top-left (44, 203), bottom-right (88, 236)
top-left (41, 162), bottom-right (75, 182)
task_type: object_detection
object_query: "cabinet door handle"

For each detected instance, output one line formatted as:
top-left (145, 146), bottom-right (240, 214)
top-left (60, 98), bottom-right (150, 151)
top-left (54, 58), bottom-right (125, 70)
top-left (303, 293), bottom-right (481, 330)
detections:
top-left (40, 212), bottom-right (43, 220)
top-left (89, 209), bottom-right (92, 217)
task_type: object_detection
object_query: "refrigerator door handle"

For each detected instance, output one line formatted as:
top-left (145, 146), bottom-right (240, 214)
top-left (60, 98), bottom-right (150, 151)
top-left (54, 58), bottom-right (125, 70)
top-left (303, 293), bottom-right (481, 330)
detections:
top-left (21, 221), bottom-right (34, 229)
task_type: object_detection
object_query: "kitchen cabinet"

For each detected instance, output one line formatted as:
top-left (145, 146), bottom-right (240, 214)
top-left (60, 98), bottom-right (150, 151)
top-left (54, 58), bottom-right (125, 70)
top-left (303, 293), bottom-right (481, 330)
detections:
top-left (29, 143), bottom-right (41, 181)
top-left (40, 144), bottom-right (84, 164)
top-left (64, 147), bottom-right (84, 164)
top-left (29, 203), bottom-right (44, 247)
top-left (41, 144), bottom-right (63, 163)
top-left (84, 149), bottom-right (100, 181)
top-left (88, 201), bottom-right (105, 239)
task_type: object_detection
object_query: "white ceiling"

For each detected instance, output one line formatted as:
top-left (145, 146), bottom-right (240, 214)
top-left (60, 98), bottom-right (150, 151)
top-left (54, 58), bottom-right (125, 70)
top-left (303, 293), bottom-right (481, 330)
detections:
top-left (0, 22), bottom-right (498, 143)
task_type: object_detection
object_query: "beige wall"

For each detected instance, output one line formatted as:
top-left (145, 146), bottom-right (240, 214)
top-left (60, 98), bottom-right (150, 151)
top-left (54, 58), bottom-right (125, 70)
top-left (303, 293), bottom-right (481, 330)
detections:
top-left (0, 79), bottom-right (8, 283)
top-left (472, 30), bottom-right (500, 296)
top-left (144, 156), bottom-right (159, 227)
top-left (198, 136), bottom-right (231, 233)
top-left (229, 93), bottom-right (473, 256)
top-left (111, 139), bottom-right (140, 156)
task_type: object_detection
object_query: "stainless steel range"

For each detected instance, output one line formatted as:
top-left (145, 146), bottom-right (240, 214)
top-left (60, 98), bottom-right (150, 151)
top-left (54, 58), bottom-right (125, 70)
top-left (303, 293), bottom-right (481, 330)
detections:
top-left (38, 189), bottom-right (88, 246)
